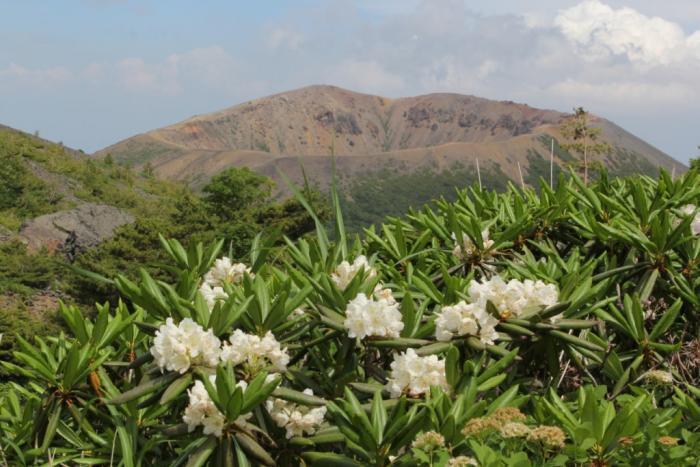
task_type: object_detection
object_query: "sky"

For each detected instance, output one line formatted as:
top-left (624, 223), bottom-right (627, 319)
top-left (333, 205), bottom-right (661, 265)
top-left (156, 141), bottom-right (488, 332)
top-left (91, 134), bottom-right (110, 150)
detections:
top-left (0, 0), bottom-right (698, 163)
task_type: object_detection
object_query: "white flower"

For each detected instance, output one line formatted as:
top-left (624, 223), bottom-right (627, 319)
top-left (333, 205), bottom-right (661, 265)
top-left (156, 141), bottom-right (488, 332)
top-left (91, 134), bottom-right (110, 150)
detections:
top-left (331, 255), bottom-right (377, 290)
top-left (344, 292), bottom-right (404, 339)
top-left (287, 307), bottom-right (306, 321)
top-left (643, 370), bottom-right (674, 385)
top-left (448, 456), bottom-right (478, 466)
top-left (468, 276), bottom-right (559, 320)
top-left (204, 257), bottom-right (253, 288)
top-left (220, 330), bottom-right (290, 373)
top-left (452, 229), bottom-right (494, 260)
top-left (680, 204), bottom-right (700, 235)
top-left (150, 318), bottom-right (221, 374)
top-left (373, 284), bottom-right (397, 304)
top-left (183, 376), bottom-right (248, 437)
top-left (386, 348), bottom-right (449, 398)
top-left (265, 388), bottom-right (327, 438)
top-left (199, 282), bottom-right (228, 310)
top-left (435, 301), bottom-right (499, 345)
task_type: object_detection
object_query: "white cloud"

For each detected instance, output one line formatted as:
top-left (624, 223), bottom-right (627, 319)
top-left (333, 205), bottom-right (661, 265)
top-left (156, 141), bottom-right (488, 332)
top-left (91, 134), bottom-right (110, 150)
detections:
top-left (114, 46), bottom-right (237, 95)
top-left (327, 59), bottom-right (405, 94)
top-left (555, 0), bottom-right (700, 65)
top-left (266, 28), bottom-right (304, 51)
top-left (0, 63), bottom-right (72, 86)
top-left (549, 79), bottom-right (695, 105)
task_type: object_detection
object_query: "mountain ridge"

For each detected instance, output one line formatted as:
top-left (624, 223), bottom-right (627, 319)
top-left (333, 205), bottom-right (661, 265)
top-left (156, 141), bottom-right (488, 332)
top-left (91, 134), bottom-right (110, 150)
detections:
top-left (95, 85), bottom-right (683, 192)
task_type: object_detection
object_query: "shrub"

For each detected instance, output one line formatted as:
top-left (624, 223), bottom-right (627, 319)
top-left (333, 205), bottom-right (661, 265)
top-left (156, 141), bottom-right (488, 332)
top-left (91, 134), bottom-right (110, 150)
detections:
top-left (0, 170), bottom-right (698, 466)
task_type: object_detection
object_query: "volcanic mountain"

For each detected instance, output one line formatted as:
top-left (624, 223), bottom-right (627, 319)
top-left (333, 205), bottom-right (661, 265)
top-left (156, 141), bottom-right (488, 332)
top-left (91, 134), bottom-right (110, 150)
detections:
top-left (96, 85), bottom-right (681, 198)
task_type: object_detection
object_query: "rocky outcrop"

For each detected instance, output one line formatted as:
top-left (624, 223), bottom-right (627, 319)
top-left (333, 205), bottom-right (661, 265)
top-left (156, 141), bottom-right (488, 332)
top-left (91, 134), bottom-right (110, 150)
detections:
top-left (19, 203), bottom-right (134, 257)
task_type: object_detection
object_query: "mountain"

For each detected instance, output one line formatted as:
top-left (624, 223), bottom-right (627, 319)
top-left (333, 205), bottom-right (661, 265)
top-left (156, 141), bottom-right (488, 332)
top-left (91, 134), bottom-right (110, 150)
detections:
top-left (96, 85), bottom-right (683, 229)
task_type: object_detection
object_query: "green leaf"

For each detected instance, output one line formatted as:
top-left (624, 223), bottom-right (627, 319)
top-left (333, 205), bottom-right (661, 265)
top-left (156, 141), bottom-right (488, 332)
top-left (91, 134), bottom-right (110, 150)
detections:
top-left (160, 373), bottom-right (193, 405)
top-left (445, 345), bottom-right (461, 388)
top-left (272, 386), bottom-right (326, 406)
top-left (40, 404), bottom-right (62, 453)
top-left (302, 452), bottom-right (362, 466)
top-left (185, 436), bottom-right (217, 467)
top-left (234, 433), bottom-right (275, 466)
top-left (636, 268), bottom-right (659, 302)
top-left (649, 298), bottom-right (682, 340)
top-left (549, 330), bottom-right (606, 353)
top-left (370, 391), bottom-right (387, 446)
top-left (107, 372), bottom-right (180, 405)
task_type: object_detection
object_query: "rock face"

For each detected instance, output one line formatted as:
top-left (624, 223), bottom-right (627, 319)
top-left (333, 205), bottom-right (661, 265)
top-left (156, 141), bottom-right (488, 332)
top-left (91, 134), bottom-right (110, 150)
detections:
top-left (20, 203), bottom-right (134, 256)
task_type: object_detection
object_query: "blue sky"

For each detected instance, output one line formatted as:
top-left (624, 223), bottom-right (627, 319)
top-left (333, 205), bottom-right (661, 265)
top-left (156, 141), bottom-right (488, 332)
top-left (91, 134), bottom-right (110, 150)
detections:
top-left (1, 0), bottom-right (698, 163)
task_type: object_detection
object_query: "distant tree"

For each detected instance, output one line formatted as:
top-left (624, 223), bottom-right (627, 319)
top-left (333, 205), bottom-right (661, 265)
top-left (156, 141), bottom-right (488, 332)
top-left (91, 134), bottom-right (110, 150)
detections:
top-left (690, 146), bottom-right (700, 171)
top-left (560, 107), bottom-right (609, 184)
top-left (141, 162), bottom-right (155, 178)
top-left (202, 167), bottom-right (273, 221)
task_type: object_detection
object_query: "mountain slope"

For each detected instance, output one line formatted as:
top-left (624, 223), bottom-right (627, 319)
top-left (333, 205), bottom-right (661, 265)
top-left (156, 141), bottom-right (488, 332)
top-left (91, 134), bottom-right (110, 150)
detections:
top-left (0, 125), bottom-right (186, 246)
top-left (0, 125), bottom-right (197, 364)
top-left (97, 85), bottom-right (680, 189)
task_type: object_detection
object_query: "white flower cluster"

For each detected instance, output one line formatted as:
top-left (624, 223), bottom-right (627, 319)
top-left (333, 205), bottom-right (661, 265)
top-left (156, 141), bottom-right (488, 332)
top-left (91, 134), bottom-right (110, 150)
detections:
top-left (199, 282), bottom-right (229, 310)
top-left (435, 300), bottom-right (499, 344)
top-left (150, 318), bottom-right (221, 374)
top-left (452, 229), bottom-right (495, 260)
top-left (265, 389), bottom-right (327, 439)
top-left (183, 376), bottom-right (248, 437)
top-left (343, 292), bottom-right (404, 339)
top-left (469, 276), bottom-right (559, 320)
top-left (680, 204), bottom-right (700, 235)
top-left (386, 349), bottom-right (449, 398)
top-left (435, 276), bottom-right (559, 344)
top-left (204, 257), bottom-right (253, 287)
top-left (373, 284), bottom-right (397, 304)
top-left (199, 258), bottom-right (253, 309)
top-left (220, 330), bottom-right (290, 373)
top-left (331, 255), bottom-right (377, 290)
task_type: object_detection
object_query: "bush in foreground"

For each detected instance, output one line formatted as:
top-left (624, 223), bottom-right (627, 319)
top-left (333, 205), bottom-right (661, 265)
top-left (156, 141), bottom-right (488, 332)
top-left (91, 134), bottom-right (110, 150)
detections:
top-left (1, 170), bottom-right (699, 466)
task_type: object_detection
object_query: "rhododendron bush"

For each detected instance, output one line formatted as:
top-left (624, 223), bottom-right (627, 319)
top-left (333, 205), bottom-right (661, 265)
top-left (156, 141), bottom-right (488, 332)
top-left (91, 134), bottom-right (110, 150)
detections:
top-left (1, 170), bottom-right (699, 466)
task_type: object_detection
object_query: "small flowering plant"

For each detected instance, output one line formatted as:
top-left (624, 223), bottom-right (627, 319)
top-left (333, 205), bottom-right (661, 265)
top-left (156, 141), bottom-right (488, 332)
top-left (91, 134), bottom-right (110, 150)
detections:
top-left (179, 366), bottom-right (281, 463)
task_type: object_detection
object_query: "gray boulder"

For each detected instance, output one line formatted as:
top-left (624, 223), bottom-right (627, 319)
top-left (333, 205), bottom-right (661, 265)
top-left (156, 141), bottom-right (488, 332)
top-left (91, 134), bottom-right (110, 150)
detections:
top-left (20, 203), bottom-right (134, 256)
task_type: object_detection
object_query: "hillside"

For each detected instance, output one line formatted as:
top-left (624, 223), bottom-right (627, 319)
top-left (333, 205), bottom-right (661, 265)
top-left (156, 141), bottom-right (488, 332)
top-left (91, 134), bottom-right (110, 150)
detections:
top-left (96, 86), bottom-right (683, 229)
top-left (0, 125), bottom-right (193, 248)
top-left (98, 85), bottom-right (680, 188)
top-left (0, 125), bottom-right (192, 365)
top-left (0, 125), bottom-right (322, 366)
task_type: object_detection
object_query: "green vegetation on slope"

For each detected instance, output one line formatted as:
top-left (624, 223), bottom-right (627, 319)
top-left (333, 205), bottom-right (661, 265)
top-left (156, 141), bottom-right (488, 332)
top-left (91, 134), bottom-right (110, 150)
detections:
top-left (0, 128), bottom-right (325, 365)
top-left (340, 162), bottom-right (510, 232)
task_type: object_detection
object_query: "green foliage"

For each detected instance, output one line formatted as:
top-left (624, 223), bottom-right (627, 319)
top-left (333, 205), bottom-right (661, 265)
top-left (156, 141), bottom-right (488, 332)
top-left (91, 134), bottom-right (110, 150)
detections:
top-left (560, 107), bottom-right (611, 184)
top-left (690, 156), bottom-right (699, 171)
top-left (0, 135), bottom-right (65, 225)
top-left (340, 163), bottom-right (510, 232)
top-left (1, 168), bottom-right (698, 465)
top-left (203, 167), bottom-right (274, 221)
top-left (0, 130), bottom-right (324, 367)
top-left (0, 241), bottom-right (57, 295)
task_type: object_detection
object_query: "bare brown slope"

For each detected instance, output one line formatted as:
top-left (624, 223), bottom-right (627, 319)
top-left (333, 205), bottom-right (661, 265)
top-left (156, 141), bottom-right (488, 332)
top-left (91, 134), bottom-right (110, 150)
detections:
top-left (97, 85), bottom-right (564, 160)
top-left (96, 85), bottom-right (683, 188)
